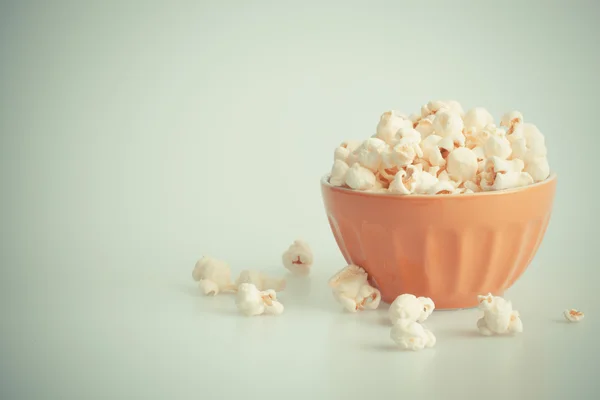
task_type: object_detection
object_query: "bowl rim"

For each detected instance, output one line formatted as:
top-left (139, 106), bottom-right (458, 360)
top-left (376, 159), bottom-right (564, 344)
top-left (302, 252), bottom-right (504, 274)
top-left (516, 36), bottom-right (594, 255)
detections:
top-left (321, 172), bottom-right (557, 199)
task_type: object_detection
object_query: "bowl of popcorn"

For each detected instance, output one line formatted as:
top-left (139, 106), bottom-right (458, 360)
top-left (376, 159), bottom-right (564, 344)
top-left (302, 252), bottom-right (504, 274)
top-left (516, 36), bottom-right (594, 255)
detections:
top-left (321, 100), bottom-right (557, 309)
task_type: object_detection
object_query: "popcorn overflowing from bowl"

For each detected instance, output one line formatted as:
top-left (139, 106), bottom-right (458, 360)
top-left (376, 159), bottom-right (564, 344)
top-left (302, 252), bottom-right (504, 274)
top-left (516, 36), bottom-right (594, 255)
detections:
top-left (328, 100), bottom-right (551, 194)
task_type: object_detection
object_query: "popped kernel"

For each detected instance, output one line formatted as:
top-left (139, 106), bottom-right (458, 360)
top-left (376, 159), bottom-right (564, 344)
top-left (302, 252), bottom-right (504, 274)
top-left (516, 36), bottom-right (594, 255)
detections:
top-left (192, 256), bottom-right (236, 296)
top-left (390, 319), bottom-right (436, 351)
top-left (476, 293), bottom-right (523, 335)
top-left (235, 283), bottom-right (284, 316)
top-left (388, 293), bottom-right (435, 324)
top-left (329, 264), bottom-right (381, 312)
top-left (282, 239), bottom-right (313, 275)
top-left (564, 309), bottom-right (584, 322)
top-left (329, 159), bottom-right (349, 187)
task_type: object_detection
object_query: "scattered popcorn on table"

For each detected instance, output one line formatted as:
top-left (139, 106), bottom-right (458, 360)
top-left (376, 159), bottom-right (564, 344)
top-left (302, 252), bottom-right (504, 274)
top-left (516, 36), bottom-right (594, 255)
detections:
top-left (235, 269), bottom-right (286, 292)
top-left (388, 294), bottom-right (436, 351)
top-left (328, 100), bottom-right (550, 194)
top-left (390, 319), bottom-right (436, 351)
top-left (476, 293), bottom-right (523, 336)
top-left (328, 264), bottom-right (381, 312)
top-left (388, 293), bottom-right (435, 325)
top-left (564, 309), bottom-right (584, 322)
top-left (192, 256), bottom-right (236, 295)
top-left (235, 283), bottom-right (284, 316)
top-left (282, 239), bottom-right (313, 275)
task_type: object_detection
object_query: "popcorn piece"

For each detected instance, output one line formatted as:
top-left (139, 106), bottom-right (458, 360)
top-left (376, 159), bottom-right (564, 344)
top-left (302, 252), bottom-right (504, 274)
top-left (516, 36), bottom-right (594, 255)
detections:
top-left (192, 256), bottom-right (236, 296)
top-left (480, 157), bottom-right (532, 191)
top-left (421, 100), bottom-right (445, 117)
top-left (432, 110), bottom-right (465, 146)
top-left (500, 111), bottom-right (523, 134)
top-left (390, 319), bottom-right (436, 351)
top-left (329, 159), bottom-right (349, 187)
top-left (235, 283), bottom-right (284, 316)
top-left (524, 156), bottom-right (550, 182)
top-left (446, 147), bottom-right (478, 182)
top-left (282, 239), bottom-right (313, 275)
top-left (345, 163), bottom-right (377, 190)
top-left (409, 113), bottom-right (421, 125)
top-left (388, 293), bottom-right (435, 324)
top-left (382, 143), bottom-right (418, 168)
top-left (329, 264), bottom-right (381, 312)
top-left (415, 115), bottom-right (435, 138)
top-left (493, 172), bottom-right (534, 190)
top-left (463, 180), bottom-right (481, 193)
top-left (236, 269), bottom-right (286, 292)
top-left (395, 127), bottom-right (422, 147)
top-left (389, 169), bottom-right (414, 195)
top-left (564, 309), bottom-right (584, 322)
top-left (352, 138), bottom-right (387, 171)
top-left (463, 107), bottom-right (494, 131)
top-left (411, 169), bottom-right (441, 195)
top-left (483, 134), bottom-right (512, 160)
top-left (429, 180), bottom-right (456, 195)
top-left (486, 156), bottom-right (525, 174)
top-left (389, 166), bottom-right (441, 195)
top-left (334, 140), bottom-right (362, 163)
top-left (515, 123), bottom-right (547, 157)
top-left (476, 293), bottom-right (523, 335)
top-left (420, 134), bottom-right (446, 167)
top-left (376, 111), bottom-right (412, 144)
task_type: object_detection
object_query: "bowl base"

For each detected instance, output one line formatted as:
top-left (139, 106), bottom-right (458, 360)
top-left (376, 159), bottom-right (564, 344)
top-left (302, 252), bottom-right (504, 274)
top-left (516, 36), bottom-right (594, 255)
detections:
top-left (382, 291), bottom-right (504, 310)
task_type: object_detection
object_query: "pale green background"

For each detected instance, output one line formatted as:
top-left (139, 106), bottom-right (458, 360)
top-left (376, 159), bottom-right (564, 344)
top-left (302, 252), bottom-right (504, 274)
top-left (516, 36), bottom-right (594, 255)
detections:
top-left (1, 1), bottom-right (598, 399)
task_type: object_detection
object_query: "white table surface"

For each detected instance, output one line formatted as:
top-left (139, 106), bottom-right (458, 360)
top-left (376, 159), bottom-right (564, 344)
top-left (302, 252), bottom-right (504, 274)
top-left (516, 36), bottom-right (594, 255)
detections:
top-left (2, 255), bottom-right (596, 400)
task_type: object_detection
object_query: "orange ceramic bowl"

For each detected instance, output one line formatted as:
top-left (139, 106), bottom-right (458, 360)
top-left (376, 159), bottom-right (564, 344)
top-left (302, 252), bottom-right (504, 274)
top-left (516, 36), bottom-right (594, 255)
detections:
top-left (321, 174), bottom-right (557, 309)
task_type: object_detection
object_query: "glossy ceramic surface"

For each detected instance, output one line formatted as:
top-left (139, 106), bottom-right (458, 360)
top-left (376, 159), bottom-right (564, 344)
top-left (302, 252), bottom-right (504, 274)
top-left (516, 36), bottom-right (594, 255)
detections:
top-left (321, 174), bottom-right (557, 309)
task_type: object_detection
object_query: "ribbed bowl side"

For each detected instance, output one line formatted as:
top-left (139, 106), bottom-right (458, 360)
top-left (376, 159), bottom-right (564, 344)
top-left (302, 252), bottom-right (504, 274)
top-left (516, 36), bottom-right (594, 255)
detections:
top-left (321, 176), bottom-right (556, 309)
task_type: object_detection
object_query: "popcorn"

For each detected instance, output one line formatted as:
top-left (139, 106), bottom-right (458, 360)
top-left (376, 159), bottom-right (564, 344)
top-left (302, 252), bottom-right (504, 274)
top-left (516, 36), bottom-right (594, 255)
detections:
top-left (326, 101), bottom-right (551, 194)
top-left (352, 138), bottom-right (387, 171)
top-left (235, 269), bottom-right (286, 292)
top-left (564, 309), bottom-right (584, 322)
top-left (486, 156), bottom-right (525, 174)
top-left (334, 140), bottom-right (362, 163)
top-left (376, 111), bottom-right (412, 144)
top-left (476, 293), bottom-right (523, 335)
top-left (390, 319), bottom-right (436, 351)
top-left (524, 156), bottom-right (550, 182)
top-left (281, 239), bottom-right (313, 275)
top-left (388, 293), bottom-right (435, 324)
top-left (389, 294), bottom-right (436, 351)
top-left (329, 160), bottom-right (349, 187)
top-left (483, 134), bottom-right (512, 160)
top-left (235, 283), bottom-right (284, 316)
top-left (432, 110), bottom-right (465, 146)
top-left (463, 107), bottom-right (494, 131)
top-left (420, 134), bottom-right (446, 167)
top-left (192, 256), bottom-right (236, 296)
top-left (329, 264), bottom-right (381, 312)
top-left (500, 111), bottom-right (523, 134)
top-left (446, 147), bottom-right (478, 182)
top-left (415, 115), bottom-right (435, 138)
top-left (345, 163), bottom-right (377, 190)
top-left (516, 123), bottom-right (547, 157)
